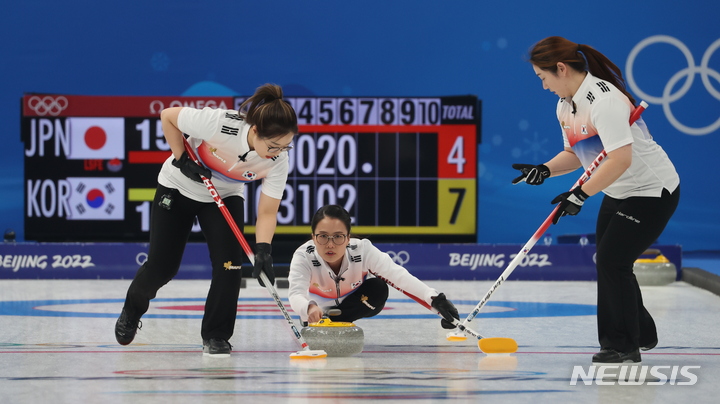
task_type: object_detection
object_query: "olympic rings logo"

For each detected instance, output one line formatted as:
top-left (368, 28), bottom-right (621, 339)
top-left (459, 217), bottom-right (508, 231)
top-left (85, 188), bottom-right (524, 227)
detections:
top-left (27, 96), bottom-right (68, 116)
top-left (626, 35), bottom-right (720, 136)
top-left (385, 250), bottom-right (410, 266)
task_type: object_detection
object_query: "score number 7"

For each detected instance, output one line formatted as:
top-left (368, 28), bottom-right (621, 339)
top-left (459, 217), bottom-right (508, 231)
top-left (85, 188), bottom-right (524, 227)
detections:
top-left (447, 188), bottom-right (466, 225)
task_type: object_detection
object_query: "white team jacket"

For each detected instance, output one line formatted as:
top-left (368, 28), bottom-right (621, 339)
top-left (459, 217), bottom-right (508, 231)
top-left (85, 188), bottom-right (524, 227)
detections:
top-left (556, 73), bottom-right (679, 199)
top-left (288, 238), bottom-right (439, 322)
top-left (157, 106), bottom-right (289, 203)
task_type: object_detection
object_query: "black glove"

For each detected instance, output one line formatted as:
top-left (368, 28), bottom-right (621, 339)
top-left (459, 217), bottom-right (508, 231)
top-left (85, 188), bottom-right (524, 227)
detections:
top-left (512, 163), bottom-right (550, 185)
top-left (171, 151), bottom-right (212, 183)
top-left (253, 242), bottom-right (275, 287)
top-left (431, 293), bottom-right (460, 329)
top-left (551, 186), bottom-right (589, 224)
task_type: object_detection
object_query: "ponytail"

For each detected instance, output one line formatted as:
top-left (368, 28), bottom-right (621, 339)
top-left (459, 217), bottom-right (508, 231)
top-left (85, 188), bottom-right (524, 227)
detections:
top-left (529, 37), bottom-right (636, 106)
top-left (239, 83), bottom-right (298, 139)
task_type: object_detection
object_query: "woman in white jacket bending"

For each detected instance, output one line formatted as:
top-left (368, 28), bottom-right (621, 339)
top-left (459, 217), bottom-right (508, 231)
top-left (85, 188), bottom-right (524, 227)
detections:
top-left (288, 204), bottom-right (459, 328)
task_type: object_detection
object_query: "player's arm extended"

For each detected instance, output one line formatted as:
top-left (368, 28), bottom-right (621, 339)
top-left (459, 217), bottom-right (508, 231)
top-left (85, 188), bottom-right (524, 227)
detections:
top-left (255, 192), bottom-right (281, 244)
top-left (544, 148), bottom-right (583, 177)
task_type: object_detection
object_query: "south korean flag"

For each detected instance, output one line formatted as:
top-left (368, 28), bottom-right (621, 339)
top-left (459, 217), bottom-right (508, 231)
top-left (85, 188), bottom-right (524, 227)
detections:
top-left (67, 177), bottom-right (125, 220)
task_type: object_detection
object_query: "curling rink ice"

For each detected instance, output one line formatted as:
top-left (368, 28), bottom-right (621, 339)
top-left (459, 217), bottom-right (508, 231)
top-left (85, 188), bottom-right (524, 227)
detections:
top-left (0, 278), bottom-right (718, 404)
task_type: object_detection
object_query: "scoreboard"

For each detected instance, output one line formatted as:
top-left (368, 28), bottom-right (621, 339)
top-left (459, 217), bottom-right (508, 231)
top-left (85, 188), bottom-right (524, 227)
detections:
top-left (22, 94), bottom-right (479, 243)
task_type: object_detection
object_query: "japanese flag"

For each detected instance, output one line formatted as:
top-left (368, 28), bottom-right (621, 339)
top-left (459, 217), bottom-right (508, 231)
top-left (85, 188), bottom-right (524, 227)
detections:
top-left (66, 177), bottom-right (125, 220)
top-left (66, 117), bottom-right (125, 160)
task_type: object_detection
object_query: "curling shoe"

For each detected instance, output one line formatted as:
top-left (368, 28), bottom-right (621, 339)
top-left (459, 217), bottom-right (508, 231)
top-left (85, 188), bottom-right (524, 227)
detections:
top-left (115, 309), bottom-right (141, 345)
top-left (640, 339), bottom-right (658, 351)
top-left (203, 338), bottom-right (232, 358)
top-left (592, 348), bottom-right (641, 364)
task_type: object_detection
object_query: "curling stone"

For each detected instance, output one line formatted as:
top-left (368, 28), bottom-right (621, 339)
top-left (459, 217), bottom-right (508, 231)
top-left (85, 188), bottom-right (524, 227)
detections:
top-left (300, 318), bottom-right (364, 357)
top-left (634, 249), bottom-right (677, 286)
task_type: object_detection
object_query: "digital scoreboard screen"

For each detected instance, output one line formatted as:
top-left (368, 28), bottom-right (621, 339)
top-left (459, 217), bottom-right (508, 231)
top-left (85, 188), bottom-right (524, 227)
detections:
top-left (22, 94), bottom-right (479, 243)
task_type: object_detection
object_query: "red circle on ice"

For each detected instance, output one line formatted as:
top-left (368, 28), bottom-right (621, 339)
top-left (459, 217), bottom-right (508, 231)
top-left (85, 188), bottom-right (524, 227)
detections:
top-left (84, 126), bottom-right (107, 150)
top-left (157, 304), bottom-right (287, 312)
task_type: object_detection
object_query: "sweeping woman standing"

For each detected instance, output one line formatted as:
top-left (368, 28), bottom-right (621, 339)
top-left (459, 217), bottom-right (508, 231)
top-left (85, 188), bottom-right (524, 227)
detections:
top-left (288, 204), bottom-right (460, 329)
top-left (115, 83), bottom-right (297, 357)
top-left (513, 36), bottom-right (680, 364)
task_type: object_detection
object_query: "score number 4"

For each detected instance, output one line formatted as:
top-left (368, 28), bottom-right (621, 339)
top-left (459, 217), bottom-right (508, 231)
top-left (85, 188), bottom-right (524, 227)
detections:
top-left (448, 136), bottom-right (466, 174)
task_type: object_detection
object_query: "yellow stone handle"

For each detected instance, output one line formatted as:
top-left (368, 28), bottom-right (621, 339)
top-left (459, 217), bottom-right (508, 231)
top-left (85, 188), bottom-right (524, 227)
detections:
top-left (309, 318), bottom-right (357, 327)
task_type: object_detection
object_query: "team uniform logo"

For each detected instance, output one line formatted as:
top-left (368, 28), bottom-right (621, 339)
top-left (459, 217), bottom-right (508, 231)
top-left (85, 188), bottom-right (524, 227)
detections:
top-left (241, 171), bottom-right (257, 181)
top-left (360, 295), bottom-right (376, 310)
top-left (223, 261), bottom-right (242, 270)
top-left (208, 147), bottom-right (226, 163)
top-left (220, 125), bottom-right (239, 136)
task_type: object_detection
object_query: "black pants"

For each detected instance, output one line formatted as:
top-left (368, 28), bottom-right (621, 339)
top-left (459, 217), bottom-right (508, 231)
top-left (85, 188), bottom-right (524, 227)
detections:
top-left (332, 278), bottom-right (389, 323)
top-left (123, 184), bottom-right (245, 341)
top-left (595, 186), bottom-right (680, 353)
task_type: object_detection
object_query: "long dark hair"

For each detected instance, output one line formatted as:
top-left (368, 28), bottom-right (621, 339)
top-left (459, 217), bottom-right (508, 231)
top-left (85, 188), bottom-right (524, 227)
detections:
top-left (238, 83), bottom-right (298, 140)
top-left (311, 205), bottom-right (352, 234)
top-left (528, 36), bottom-right (636, 106)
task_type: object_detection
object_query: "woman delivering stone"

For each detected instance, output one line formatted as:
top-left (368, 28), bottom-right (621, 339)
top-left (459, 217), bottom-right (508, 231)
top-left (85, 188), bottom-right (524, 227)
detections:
top-left (288, 204), bottom-right (460, 328)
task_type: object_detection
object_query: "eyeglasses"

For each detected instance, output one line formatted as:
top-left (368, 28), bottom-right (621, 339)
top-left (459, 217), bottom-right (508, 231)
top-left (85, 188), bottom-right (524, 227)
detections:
top-left (314, 234), bottom-right (348, 245)
top-left (264, 140), bottom-right (294, 153)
